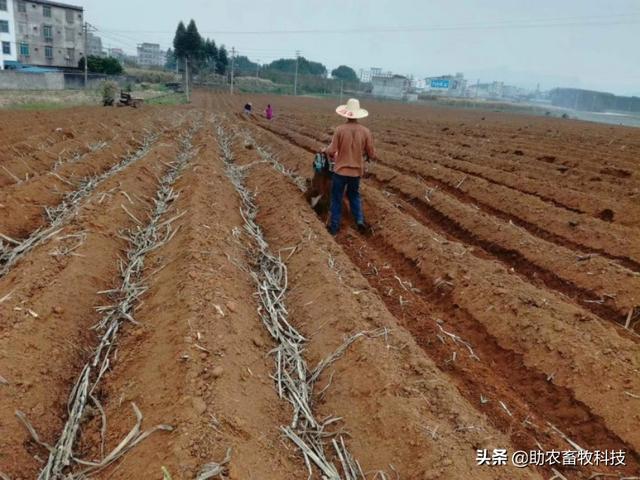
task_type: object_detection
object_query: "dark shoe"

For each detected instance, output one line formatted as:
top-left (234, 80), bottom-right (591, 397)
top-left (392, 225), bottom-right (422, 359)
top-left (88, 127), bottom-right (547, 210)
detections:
top-left (327, 225), bottom-right (338, 236)
top-left (356, 222), bottom-right (372, 235)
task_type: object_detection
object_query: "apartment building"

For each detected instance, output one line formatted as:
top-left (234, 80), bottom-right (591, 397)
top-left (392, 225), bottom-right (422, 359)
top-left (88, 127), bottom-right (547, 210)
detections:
top-left (12, 0), bottom-right (85, 68)
top-left (424, 73), bottom-right (467, 97)
top-left (137, 42), bottom-right (165, 67)
top-left (87, 31), bottom-right (103, 57)
top-left (372, 74), bottom-right (412, 100)
top-left (0, 0), bottom-right (17, 68)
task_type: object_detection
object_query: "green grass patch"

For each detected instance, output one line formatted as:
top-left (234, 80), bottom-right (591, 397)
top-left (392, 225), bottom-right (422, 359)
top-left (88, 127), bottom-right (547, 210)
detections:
top-left (7, 101), bottom-right (85, 111)
top-left (145, 93), bottom-right (188, 105)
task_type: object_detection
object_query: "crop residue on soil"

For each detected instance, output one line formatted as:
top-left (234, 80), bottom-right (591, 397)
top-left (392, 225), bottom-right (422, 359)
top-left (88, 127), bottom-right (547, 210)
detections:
top-left (0, 93), bottom-right (638, 479)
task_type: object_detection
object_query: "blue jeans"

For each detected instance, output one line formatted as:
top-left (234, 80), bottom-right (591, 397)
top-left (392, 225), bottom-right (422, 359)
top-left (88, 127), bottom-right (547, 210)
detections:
top-left (329, 173), bottom-right (364, 233)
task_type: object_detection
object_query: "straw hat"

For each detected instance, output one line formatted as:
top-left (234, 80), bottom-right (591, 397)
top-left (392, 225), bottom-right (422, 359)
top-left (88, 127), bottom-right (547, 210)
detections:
top-left (336, 98), bottom-right (368, 119)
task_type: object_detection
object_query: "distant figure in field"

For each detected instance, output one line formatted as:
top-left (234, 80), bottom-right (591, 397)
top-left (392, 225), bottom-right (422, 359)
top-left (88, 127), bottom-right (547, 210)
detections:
top-left (323, 98), bottom-right (375, 235)
top-left (243, 102), bottom-right (253, 115)
top-left (265, 104), bottom-right (274, 120)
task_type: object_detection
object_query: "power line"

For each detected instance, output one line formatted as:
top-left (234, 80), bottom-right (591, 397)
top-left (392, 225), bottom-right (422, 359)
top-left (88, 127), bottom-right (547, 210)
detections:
top-left (94, 12), bottom-right (640, 35)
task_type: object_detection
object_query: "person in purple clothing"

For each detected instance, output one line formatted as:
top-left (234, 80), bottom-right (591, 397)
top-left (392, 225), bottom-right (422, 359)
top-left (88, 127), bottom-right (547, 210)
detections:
top-left (265, 104), bottom-right (274, 120)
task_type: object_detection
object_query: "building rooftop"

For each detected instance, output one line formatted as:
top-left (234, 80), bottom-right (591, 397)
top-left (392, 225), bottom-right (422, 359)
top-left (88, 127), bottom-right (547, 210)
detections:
top-left (23, 0), bottom-right (84, 12)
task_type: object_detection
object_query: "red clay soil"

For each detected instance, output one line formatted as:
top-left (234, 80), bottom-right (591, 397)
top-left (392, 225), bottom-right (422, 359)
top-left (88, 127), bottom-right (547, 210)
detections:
top-left (223, 101), bottom-right (640, 478)
top-left (83, 126), bottom-right (308, 479)
top-left (229, 121), bottom-right (542, 479)
top-left (0, 93), bottom-right (638, 479)
top-left (249, 118), bottom-right (640, 328)
top-left (0, 121), bottom-right (188, 478)
top-left (251, 115), bottom-right (640, 271)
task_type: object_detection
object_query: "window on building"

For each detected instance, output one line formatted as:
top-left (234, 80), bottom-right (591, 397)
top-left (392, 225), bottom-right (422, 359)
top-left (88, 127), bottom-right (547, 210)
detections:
top-left (19, 42), bottom-right (29, 56)
top-left (45, 45), bottom-right (53, 58)
top-left (43, 25), bottom-right (53, 41)
top-left (66, 47), bottom-right (74, 59)
top-left (18, 1), bottom-right (26, 12)
top-left (0, 0), bottom-right (7, 12)
top-left (0, 20), bottom-right (8, 33)
top-left (2, 42), bottom-right (10, 55)
top-left (43, 5), bottom-right (51, 17)
top-left (18, 22), bottom-right (27, 34)
top-left (66, 10), bottom-right (74, 24)
top-left (65, 27), bottom-right (73, 41)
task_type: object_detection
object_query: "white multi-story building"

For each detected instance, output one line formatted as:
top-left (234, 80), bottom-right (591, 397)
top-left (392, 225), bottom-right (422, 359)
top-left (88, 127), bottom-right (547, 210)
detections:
top-left (360, 67), bottom-right (391, 83)
top-left (0, 0), bottom-right (17, 68)
top-left (137, 42), bottom-right (165, 67)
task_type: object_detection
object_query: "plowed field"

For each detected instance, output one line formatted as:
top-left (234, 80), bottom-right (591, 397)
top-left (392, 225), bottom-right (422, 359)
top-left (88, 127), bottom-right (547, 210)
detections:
top-left (0, 92), bottom-right (638, 480)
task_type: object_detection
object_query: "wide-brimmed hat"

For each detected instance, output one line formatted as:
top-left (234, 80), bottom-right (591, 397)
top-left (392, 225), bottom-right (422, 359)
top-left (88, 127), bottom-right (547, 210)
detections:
top-left (336, 98), bottom-right (368, 119)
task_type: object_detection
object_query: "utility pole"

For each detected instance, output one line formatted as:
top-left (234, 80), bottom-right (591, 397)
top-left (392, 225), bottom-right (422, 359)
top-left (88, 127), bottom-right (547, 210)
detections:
top-left (339, 80), bottom-right (344, 104)
top-left (294, 50), bottom-right (300, 96)
top-left (185, 58), bottom-right (190, 103)
top-left (256, 59), bottom-right (260, 78)
top-left (83, 22), bottom-right (89, 88)
top-left (230, 47), bottom-right (236, 94)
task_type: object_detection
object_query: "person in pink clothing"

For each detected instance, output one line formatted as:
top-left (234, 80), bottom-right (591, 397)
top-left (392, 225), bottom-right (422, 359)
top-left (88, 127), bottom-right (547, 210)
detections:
top-left (265, 104), bottom-right (274, 120)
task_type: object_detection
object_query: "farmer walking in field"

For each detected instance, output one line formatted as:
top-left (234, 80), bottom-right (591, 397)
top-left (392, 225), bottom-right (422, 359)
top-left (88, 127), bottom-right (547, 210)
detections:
top-left (325, 98), bottom-right (375, 235)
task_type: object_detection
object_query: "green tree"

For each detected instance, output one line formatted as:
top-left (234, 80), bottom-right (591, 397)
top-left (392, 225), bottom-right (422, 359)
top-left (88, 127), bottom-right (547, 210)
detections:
top-left (201, 38), bottom-right (218, 73)
top-left (79, 56), bottom-right (123, 75)
top-left (216, 45), bottom-right (229, 75)
top-left (183, 20), bottom-right (203, 60)
top-left (173, 21), bottom-right (187, 61)
top-left (266, 57), bottom-right (327, 76)
top-left (235, 55), bottom-right (258, 76)
top-left (165, 48), bottom-right (177, 71)
top-left (331, 65), bottom-right (358, 83)
top-left (173, 20), bottom-right (204, 85)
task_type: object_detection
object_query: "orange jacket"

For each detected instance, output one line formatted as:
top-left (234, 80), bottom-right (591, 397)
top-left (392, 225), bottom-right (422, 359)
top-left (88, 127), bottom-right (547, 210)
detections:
top-left (326, 122), bottom-right (375, 177)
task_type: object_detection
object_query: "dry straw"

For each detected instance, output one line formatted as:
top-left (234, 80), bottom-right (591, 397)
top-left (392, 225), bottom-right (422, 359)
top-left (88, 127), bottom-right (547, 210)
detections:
top-left (17, 120), bottom-right (200, 480)
top-left (216, 118), bottom-right (389, 480)
top-left (0, 131), bottom-right (159, 277)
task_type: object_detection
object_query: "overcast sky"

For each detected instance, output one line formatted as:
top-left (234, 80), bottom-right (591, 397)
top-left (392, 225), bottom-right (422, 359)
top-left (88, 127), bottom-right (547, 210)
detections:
top-left (81, 0), bottom-right (640, 95)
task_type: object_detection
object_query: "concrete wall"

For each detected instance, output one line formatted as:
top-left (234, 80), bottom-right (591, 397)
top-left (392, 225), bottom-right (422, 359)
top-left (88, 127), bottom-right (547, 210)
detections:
top-left (13, 0), bottom-right (84, 68)
top-left (372, 76), bottom-right (409, 100)
top-left (0, 69), bottom-right (64, 88)
top-left (0, 70), bottom-right (134, 90)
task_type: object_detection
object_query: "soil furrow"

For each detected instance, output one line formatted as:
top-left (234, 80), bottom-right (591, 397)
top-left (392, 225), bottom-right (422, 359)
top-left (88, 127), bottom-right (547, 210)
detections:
top-left (375, 122), bottom-right (639, 188)
top-left (0, 121), bottom-right (187, 478)
top-left (337, 227), bottom-right (638, 479)
top-left (240, 117), bottom-right (640, 458)
top-left (277, 118), bottom-right (639, 226)
top-left (83, 124), bottom-right (307, 480)
top-left (251, 117), bottom-right (640, 271)
top-left (366, 166), bottom-right (640, 331)
top-left (233, 122), bottom-right (542, 479)
top-left (247, 118), bottom-right (640, 330)
top-left (0, 126), bottom-right (168, 278)
top-left (0, 123), bottom-right (156, 240)
top-left (360, 184), bottom-right (640, 452)
top-left (0, 109), bottom-right (158, 189)
top-left (239, 119), bottom-right (640, 478)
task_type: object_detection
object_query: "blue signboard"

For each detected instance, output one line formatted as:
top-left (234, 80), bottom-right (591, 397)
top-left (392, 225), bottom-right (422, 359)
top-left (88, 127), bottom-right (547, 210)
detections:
top-left (431, 79), bottom-right (450, 89)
